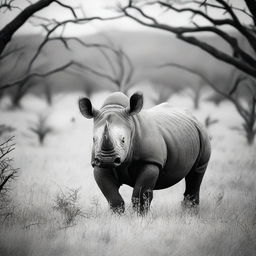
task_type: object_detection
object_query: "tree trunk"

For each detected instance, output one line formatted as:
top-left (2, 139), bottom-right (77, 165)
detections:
top-left (0, 0), bottom-right (54, 55)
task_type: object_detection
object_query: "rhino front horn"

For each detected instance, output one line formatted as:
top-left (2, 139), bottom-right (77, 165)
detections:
top-left (101, 122), bottom-right (114, 151)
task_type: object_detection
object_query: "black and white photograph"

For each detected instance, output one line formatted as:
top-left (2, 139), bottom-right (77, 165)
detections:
top-left (0, 0), bottom-right (256, 255)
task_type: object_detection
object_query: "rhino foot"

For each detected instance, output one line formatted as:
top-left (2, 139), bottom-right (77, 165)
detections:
top-left (110, 201), bottom-right (125, 214)
top-left (132, 189), bottom-right (153, 216)
top-left (181, 195), bottom-right (199, 214)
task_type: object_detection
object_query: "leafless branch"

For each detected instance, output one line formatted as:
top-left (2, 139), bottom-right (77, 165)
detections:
top-left (174, 0), bottom-right (255, 22)
top-left (0, 0), bottom-right (126, 98)
top-left (0, 0), bottom-right (122, 57)
top-left (120, 0), bottom-right (256, 79)
top-left (157, 1), bottom-right (256, 53)
top-left (0, 61), bottom-right (76, 90)
top-left (26, 14), bottom-right (123, 72)
top-left (0, 0), bottom-right (20, 12)
top-left (0, 45), bottom-right (25, 61)
top-left (68, 40), bottom-right (135, 94)
top-left (71, 62), bottom-right (119, 86)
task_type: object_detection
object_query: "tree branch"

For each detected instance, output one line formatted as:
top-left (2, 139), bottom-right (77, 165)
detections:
top-left (0, 0), bottom-right (20, 12)
top-left (0, 0), bottom-right (56, 55)
top-left (70, 62), bottom-right (119, 86)
top-left (0, 173), bottom-right (14, 192)
top-left (26, 15), bottom-right (123, 72)
top-left (0, 61), bottom-right (76, 90)
top-left (65, 39), bottom-right (134, 93)
top-left (121, 2), bottom-right (256, 79)
top-left (157, 0), bottom-right (256, 53)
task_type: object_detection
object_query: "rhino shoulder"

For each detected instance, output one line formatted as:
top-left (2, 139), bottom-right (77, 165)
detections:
top-left (132, 111), bottom-right (168, 169)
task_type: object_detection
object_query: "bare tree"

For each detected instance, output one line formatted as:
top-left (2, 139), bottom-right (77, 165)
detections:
top-left (69, 41), bottom-right (135, 94)
top-left (0, 136), bottom-right (18, 216)
top-left (161, 62), bottom-right (256, 145)
top-left (0, 0), bottom-right (113, 55)
top-left (119, 0), bottom-right (256, 80)
top-left (0, 0), bottom-right (70, 55)
top-left (0, 0), bottom-right (120, 93)
top-left (0, 1), bottom-right (78, 93)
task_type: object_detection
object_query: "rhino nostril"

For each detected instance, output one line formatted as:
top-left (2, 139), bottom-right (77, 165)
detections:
top-left (94, 157), bottom-right (100, 166)
top-left (114, 157), bottom-right (121, 165)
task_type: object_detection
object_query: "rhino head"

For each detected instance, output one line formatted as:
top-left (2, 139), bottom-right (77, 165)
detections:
top-left (79, 92), bottom-right (143, 168)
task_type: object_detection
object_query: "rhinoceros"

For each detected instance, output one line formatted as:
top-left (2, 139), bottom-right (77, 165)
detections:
top-left (79, 92), bottom-right (211, 214)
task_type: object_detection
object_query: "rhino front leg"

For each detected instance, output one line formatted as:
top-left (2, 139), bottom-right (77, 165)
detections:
top-left (132, 164), bottom-right (159, 215)
top-left (94, 167), bottom-right (124, 214)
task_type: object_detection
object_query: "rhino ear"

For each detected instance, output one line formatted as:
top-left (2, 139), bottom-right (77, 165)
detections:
top-left (78, 97), bottom-right (98, 119)
top-left (126, 92), bottom-right (143, 115)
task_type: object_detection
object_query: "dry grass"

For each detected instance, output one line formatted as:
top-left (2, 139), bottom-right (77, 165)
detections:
top-left (0, 92), bottom-right (255, 256)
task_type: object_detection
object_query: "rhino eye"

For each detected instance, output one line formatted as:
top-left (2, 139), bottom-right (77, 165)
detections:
top-left (121, 137), bottom-right (125, 144)
top-left (93, 137), bottom-right (96, 143)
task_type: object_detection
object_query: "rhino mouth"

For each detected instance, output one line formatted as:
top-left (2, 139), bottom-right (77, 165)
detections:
top-left (93, 152), bottom-right (121, 168)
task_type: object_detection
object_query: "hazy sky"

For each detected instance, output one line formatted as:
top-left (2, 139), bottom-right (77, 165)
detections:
top-left (0, 0), bottom-right (251, 35)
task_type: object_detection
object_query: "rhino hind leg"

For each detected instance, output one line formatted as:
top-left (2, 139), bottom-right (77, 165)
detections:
top-left (182, 162), bottom-right (208, 210)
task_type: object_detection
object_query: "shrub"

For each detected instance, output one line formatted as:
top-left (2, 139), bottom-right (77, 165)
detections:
top-left (53, 187), bottom-right (83, 227)
top-left (29, 114), bottom-right (53, 146)
top-left (0, 136), bottom-right (18, 220)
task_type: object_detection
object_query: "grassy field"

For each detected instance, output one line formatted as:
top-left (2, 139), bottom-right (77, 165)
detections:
top-left (0, 92), bottom-right (256, 256)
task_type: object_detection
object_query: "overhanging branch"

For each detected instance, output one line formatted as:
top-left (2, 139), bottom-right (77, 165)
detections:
top-left (121, 1), bottom-right (256, 79)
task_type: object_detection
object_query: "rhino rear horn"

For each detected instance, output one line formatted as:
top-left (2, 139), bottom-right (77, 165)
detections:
top-left (126, 92), bottom-right (143, 115)
top-left (79, 97), bottom-right (99, 119)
